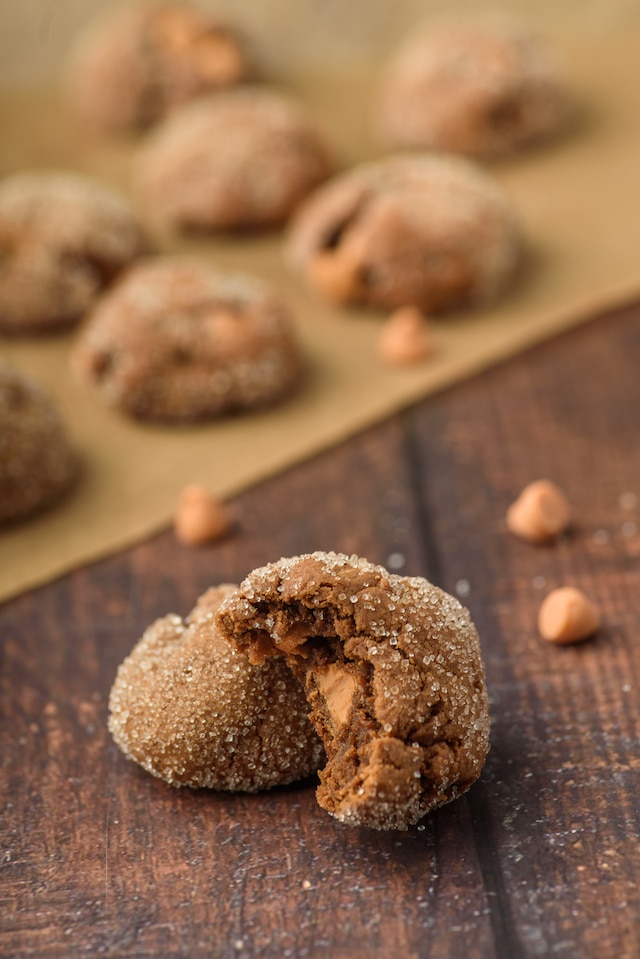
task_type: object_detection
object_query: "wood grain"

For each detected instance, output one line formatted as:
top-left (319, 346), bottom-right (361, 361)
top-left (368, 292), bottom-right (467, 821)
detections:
top-left (2, 303), bottom-right (640, 958)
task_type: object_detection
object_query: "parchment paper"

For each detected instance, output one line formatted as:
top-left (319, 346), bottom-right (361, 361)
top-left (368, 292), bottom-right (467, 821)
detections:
top-left (2, 31), bottom-right (640, 602)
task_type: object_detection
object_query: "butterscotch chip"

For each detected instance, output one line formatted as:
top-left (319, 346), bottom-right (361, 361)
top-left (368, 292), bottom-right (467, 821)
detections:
top-left (378, 306), bottom-right (434, 366)
top-left (216, 551), bottom-right (490, 831)
top-left (0, 360), bottom-right (77, 523)
top-left (538, 587), bottom-right (600, 645)
top-left (108, 584), bottom-right (324, 791)
top-left (175, 485), bottom-right (231, 545)
top-left (66, 3), bottom-right (251, 135)
top-left (0, 172), bottom-right (145, 335)
top-left (507, 479), bottom-right (571, 543)
top-left (71, 256), bottom-right (305, 422)
top-left (135, 88), bottom-right (335, 232)
top-left (375, 21), bottom-right (570, 158)
top-left (287, 155), bottom-right (521, 313)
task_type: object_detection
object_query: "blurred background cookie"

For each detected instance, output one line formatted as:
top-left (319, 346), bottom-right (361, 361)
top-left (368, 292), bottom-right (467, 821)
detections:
top-left (0, 171), bottom-right (145, 335)
top-left (287, 154), bottom-right (522, 313)
top-left (71, 256), bottom-right (306, 422)
top-left (65, 2), bottom-right (252, 135)
top-left (0, 359), bottom-right (78, 523)
top-left (375, 20), bottom-right (570, 158)
top-left (109, 583), bottom-right (324, 791)
top-left (134, 87), bottom-right (335, 232)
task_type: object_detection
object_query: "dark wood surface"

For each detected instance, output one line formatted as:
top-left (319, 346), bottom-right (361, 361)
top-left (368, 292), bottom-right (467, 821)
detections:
top-left (2, 302), bottom-right (640, 959)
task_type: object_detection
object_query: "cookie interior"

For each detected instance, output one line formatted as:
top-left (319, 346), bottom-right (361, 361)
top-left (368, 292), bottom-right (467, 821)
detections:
top-left (216, 553), bottom-right (490, 830)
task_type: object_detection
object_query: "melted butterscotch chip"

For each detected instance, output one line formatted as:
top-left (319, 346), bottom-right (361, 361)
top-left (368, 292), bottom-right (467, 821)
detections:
top-left (0, 360), bottom-right (78, 523)
top-left (135, 88), bottom-right (335, 232)
top-left (0, 172), bottom-right (145, 335)
top-left (287, 155), bottom-right (522, 314)
top-left (71, 256), bottom-right (305, 422)
top-left (66, 3), bottom-right (251, 135)
top-left (108, 585), bottom-right (324, 791)
top-left (375, 21), bottom-right (570, 158)
top-left (216, 552), bottom-right (490, 830)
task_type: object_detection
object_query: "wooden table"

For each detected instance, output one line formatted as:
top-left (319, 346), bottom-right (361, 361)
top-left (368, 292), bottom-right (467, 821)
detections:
top-left (2, 302), bottom-right (640, 959)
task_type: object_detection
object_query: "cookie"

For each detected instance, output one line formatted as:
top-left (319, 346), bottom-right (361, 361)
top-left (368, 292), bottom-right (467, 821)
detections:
top-left (216, 552), bottom-right (490, 830)
top-left (66, 3), bottom-right (251, 135)
top-left (287, 154), bottom-right (521, 313)
top-left (375, 21), bottom-right (570, 158)
top-left (71, 256), bottom-right (305, 422)
top-left (0, 172), bottom-right (145, 335)
top-left (134, 88), bottom-right (334, 231)
top-left (0, 359), bottom-right (77, 523)
top-left (108, 584), bottom-right (324, 791)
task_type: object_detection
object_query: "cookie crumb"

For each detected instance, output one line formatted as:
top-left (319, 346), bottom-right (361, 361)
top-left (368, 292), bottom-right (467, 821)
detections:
top-left (538, 587), bottom-right (600, 645)
top-left (378, 306), bottom-right (435, 366)
top-left (506, 479), bottom-right (570, 543)
top-left (175, 485), bottom-right (231, 546)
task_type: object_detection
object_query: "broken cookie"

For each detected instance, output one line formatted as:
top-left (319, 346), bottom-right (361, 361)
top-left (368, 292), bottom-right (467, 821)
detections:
top-left (287, 154), bottom-right (521, 313)
top-left (71, 256), bottom-right (305, 422)
top-left (108, 584), bottom-right (324, 791)
top-left (216, 551), bottom-right (490, 830)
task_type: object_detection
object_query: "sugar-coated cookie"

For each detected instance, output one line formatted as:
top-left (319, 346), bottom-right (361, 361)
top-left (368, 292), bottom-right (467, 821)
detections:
top-left (71, 256), bottom-right (305, 421)
top-left (135, 88), bottom-right (334, 231)
top-left (287, 154), bottom-right (521, 313)
top-left (375, 21), bottom-right (570, 158)
top-left (109, 584), bottom-right (324, 791)
top-left (67, 2), bottom-right (251, 135)
top-left (216, 552), bottom-right (490, 830)
top-left (0, 172), bottom-right (145, 335)
top-left (0, 360), bottom-right (77, 523)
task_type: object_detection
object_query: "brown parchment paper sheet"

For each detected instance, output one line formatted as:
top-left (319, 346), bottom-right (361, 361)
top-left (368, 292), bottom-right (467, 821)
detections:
top-left (1, 30), bottom-right (640, 602)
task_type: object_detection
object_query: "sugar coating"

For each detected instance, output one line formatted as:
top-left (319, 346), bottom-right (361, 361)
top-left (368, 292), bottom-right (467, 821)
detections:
top-left (135, 88), bottom-right (335, 231)
top-left (287, 154), bottom-right (522, 313)
top-left (216, 551), bottom-right (490, 830)
top-left (375, 21), bottom-right (570, 158)
top-left (71, 256), bottom-right (305, 422)
top-left (108, 584), bottom-right (324, 791)
top-left (0, 360), bottom-right (77, 523)
top-left (66, 3), bottom-right (251, 135)
top-left (0, 172), bottom-right (145, 334)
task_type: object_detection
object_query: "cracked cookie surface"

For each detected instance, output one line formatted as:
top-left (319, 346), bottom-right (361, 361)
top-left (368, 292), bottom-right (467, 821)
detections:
top-left (216, 552), bottom-right (490, 830)
top-left (71, 256), bottom-right (305, 422)
top-left (108, 584), bottom-right (324, 791)
top-left (287, 154), bottom-right (521, 313)
top-left (0, 172), bottom-right (145, 335)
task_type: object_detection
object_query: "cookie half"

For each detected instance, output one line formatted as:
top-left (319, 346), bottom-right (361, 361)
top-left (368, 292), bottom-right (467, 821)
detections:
top-left (287, 154), bottom-right (521, 313)
top-left (0, 360), bottom-right (78, 523)
top-left (0, 172), bottom-right (145, 335)
top-left (108, 584), bottom-right (324, 791)
top-left (216, 552), bottom-right (490, 830)
top-left (71, 256), bottom-right (305, 421)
